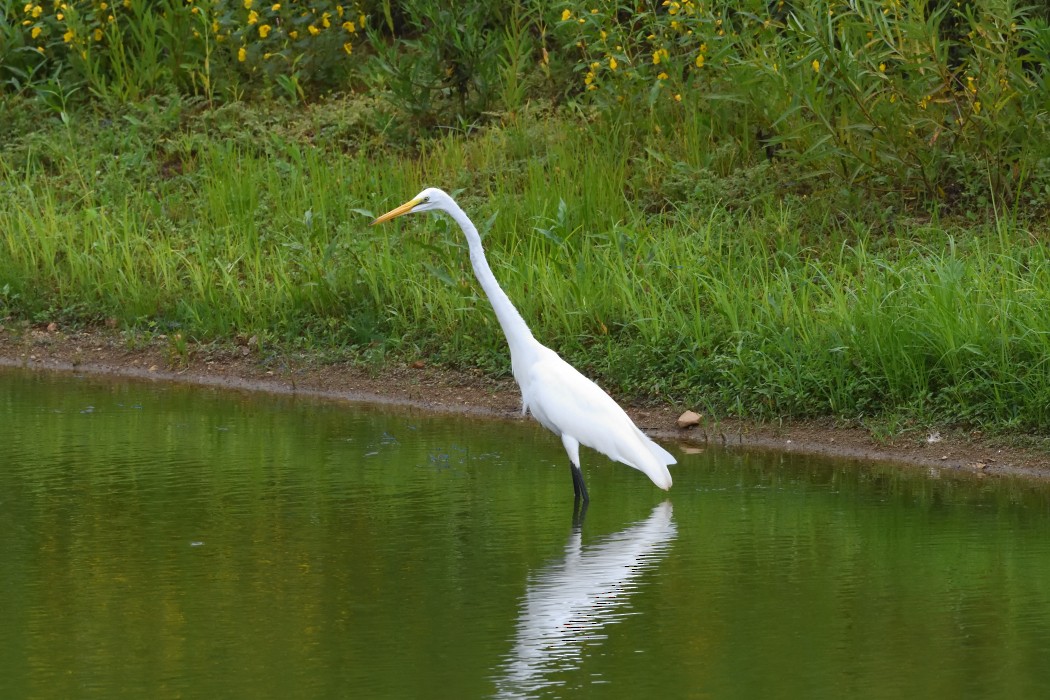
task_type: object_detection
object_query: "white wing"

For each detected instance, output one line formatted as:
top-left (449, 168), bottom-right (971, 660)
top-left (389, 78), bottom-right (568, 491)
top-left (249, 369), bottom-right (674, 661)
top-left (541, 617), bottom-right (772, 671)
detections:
top-left (520, 348), bottom-right (674, 489)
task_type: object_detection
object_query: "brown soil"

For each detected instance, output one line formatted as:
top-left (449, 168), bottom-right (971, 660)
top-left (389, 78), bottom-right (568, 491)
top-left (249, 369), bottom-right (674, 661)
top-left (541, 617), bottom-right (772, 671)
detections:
top-left (3, 323), bottom-right (1049, 481)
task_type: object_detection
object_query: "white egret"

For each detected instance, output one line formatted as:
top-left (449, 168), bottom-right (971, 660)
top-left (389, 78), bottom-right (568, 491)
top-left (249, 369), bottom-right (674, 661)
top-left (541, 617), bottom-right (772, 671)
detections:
top-left (372, 188), bottom-right (674, 501)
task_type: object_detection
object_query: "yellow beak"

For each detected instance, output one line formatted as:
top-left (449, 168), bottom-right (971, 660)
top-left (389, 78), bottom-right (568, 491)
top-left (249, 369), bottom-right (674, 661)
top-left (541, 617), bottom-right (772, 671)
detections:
top-left (371, 197), bottom-right (424, 226)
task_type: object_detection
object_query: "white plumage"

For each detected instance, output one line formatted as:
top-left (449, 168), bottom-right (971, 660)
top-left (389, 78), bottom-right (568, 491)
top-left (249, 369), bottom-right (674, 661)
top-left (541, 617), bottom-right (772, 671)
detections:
top-left (372, 188), bottom-right (674, 499)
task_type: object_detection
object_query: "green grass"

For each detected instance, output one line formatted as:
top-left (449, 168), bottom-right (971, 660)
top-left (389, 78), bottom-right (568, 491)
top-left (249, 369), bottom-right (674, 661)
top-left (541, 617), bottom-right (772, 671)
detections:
top-left (1, 95), bottom-right (1049, 438)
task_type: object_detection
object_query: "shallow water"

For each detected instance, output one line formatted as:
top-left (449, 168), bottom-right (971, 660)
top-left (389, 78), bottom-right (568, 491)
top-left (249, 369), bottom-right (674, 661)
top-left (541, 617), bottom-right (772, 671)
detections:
top-left (2, 368), bottom-right (1050, 699)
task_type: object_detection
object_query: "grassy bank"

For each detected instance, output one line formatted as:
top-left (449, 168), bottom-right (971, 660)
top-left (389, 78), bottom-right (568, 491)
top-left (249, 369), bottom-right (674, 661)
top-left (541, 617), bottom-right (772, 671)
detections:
top-left (1, 96), bottom-right (1049, 438)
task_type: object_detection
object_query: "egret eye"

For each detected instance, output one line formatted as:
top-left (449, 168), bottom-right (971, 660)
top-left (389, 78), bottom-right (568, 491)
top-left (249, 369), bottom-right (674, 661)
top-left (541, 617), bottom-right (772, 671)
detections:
top-left (423, 196), bottom-right (430, 203)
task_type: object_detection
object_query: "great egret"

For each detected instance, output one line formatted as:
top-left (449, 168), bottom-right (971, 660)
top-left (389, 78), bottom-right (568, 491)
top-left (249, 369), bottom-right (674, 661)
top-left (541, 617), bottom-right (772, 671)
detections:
top-left (372, 188), bottom-right (674, 501)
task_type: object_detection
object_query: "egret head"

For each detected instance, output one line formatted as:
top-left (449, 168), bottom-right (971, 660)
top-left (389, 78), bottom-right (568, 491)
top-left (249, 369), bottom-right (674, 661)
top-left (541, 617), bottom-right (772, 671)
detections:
top-left (371, 188), bottom-right (452, 225)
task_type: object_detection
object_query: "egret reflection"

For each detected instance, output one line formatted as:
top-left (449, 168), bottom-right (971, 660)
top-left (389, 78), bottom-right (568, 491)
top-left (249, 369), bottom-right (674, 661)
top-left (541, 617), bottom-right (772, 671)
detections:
top-left (494, 502), bottom-right (676, 698)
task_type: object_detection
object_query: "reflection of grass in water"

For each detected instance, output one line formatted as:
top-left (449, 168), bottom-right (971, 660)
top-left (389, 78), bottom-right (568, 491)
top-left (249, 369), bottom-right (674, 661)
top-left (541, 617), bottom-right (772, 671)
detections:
top-left (3, 370), bottom-right (1050, 698)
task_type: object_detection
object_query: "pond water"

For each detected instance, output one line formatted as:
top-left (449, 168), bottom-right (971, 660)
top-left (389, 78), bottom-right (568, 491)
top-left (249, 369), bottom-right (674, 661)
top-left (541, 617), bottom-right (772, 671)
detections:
top-left (2, 368), bottom-right (1050, 699)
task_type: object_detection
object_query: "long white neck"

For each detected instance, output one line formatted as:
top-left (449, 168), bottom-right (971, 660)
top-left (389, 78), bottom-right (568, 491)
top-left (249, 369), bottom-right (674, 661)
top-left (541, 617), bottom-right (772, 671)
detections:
top-left (445, 201), bottom-right (536, 358)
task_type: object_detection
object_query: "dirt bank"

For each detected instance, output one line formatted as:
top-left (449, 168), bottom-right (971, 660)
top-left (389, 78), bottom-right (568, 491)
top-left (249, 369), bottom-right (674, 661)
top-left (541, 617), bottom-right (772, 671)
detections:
top-left (3, 323), bottom-right (1049, 480)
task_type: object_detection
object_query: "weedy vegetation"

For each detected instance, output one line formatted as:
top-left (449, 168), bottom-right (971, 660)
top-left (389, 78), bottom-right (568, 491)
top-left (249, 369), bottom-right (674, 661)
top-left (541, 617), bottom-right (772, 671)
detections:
top-left (2, 0), bottom-right (1049, 439)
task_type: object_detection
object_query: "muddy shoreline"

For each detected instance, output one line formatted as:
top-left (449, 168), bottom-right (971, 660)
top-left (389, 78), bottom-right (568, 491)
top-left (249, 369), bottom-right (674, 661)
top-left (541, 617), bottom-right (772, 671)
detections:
top-left (3, 325), bottom-right (1049, 481)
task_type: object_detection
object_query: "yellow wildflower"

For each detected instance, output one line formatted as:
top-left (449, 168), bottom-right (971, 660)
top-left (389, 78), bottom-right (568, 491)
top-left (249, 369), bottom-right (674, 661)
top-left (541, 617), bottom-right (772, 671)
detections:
top-left (94, 28), bottom-right (103, 41)
top-left (652, 48), bottom-right (668, 65)
top-left (695, 54), bottom-right (705, 68)
top-left (322, 12), bottom-right (331, 28)
top-left (561, 9), bottom-right (570, 21)
top-left (272, 3), bottom-right (280, 10)
top-left (674, 93), bottom-right (682, 101)
top-left (22, 3), bottom-right (31, 13)
top-left (811, 59), bottom-right (820, 72)
top-left (878, 63), bottom-right (885, 72)
top-left (609, 56), bottom-right (618, 70)
top-left (100, 1), bottom-right (107, 9)
top-left (56, 12), bottom-right (62, 20)
top-left (32, 5), bottom-right (42, 17)
top-left (289, 30), bottom-right (298, 38)
top-left (244, 0), bottom-right (252, 8)
top-left (258, 24), bottom-right (271, 38)
top-left (63, 30), bottom-right (74, 42)
top-left (336, 5), bottom-right (344, 17)
top-left (657, 72), bottom-right (668, 80)
top-left (342, 20), bottom-right (355, 32)
top-left (248, 10), bottom-right (258, 23)
top-left (31, 26), bottom-right (41, 38)
top-left (973, 100), bottom-right (981, 114)
top-left (308, 25), bottom-right (319, 35)
top-left (343, 41), bottom-right (353, 54)
top-left (238, 46), bottom-right (246, 61)
top-left (37, 46), bottom-right (45, 53)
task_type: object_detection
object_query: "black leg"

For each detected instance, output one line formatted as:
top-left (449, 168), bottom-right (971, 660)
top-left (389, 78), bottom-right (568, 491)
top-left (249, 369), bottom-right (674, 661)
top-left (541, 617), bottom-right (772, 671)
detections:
top-left (570, 463), bottom-right (589, 529)
top-left (569, 462), bottom-right (590, 504)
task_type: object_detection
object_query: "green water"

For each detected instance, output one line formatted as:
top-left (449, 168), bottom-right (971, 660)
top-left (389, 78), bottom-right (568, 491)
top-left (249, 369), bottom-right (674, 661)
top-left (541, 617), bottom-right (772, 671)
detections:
top-left (2, 369), bottom-right (1049, 699)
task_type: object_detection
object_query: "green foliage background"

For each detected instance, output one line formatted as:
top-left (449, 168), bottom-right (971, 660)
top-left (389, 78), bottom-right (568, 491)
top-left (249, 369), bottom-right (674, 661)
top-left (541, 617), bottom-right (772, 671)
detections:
top-left (2, 0), bottom-right (1050, 438)
top-left (5, 0), bottom-right (1050, 212)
